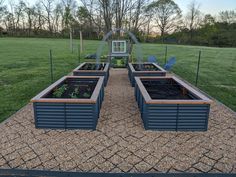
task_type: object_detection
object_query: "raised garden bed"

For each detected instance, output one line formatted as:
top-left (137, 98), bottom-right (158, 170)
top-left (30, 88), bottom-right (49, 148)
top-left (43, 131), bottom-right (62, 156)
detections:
top-left (128, 63), bottom-right (166, 87)
top-left (73, 62), bottom-right (110, 86)
top-left (31, 76), bottom-right (105, 130)
top-left (134, 76), bottom-right (212, 131)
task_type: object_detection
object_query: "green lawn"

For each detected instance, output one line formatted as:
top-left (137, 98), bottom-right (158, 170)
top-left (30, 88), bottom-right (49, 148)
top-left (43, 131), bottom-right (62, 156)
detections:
top-left (0, 37), bottom-right (235, 122)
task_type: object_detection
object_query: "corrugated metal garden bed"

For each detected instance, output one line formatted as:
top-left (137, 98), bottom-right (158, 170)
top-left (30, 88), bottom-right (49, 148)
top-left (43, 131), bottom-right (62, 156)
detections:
top-left (73, 62), bottom-right (110, 86)
top-left (31, 76), bottom-right (105, 130)
top-left (135, 76), bottom-right (212, 131)
top-left (128, 63), bottom-right (166, 87)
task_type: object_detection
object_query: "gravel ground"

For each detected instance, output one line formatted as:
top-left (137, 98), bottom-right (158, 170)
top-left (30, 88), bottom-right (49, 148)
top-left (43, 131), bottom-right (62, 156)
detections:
top-left (0, 69), bottom-right (235, 173)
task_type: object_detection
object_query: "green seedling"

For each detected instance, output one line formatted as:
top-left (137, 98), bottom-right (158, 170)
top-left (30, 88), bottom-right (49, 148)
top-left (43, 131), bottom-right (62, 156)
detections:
top-left (53, 84), bottom-right (68, 98)
top-left (83, 92), bottom-right (91, 98)
top-left (69, 92), bottom-right (78, 98)
top-left (70, 87), bottom-right (80, 98)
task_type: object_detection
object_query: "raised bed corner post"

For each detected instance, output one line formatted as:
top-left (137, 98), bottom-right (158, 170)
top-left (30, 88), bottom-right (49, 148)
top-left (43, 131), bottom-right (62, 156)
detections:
top-left (49, 49), bottom-right (54, 83)
top-left (195, 50), bottom-right (201, 86)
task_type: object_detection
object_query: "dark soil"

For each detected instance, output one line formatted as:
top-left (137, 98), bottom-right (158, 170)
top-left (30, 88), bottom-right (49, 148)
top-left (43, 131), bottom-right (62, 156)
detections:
top-left (79, 63), bottom-right (106, 70)
top-left (132, 64), bottom-right (160, 71)
top-left (44, 78), bottom-right (98, 99)
top-left (141, 79), bottom-right (199, 100)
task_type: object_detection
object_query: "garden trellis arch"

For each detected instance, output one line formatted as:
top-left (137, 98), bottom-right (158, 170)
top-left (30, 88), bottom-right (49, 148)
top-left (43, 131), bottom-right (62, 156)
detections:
top-left (95, 28), bottom-right (144, 64)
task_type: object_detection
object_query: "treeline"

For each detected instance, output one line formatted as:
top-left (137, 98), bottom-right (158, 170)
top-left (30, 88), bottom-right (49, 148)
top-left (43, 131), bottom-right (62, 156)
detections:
top-left (0, 0), bottom-right (236, 47)
top-left (165, 14), bottom-right (236, 47)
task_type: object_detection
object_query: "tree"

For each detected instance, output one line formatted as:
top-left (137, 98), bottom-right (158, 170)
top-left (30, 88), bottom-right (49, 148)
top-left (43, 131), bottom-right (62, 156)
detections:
top-left (25, 6), bottom-right (35, 36)
top-left (114, 0), bottom-right (131, 29)
top-left (79, 0), bottom-right (103, 37)
top-left (15, 0), bottom-right (26, 30)
top-left (61, 0), bottom-right (77, 29)
top-left (98, 0), bottom-right (113, 33)
top-left (185, 0), bottom-right (201, 43)
top-left (219, 10), bottom-right (236, 24)
top-left (146, 0), bottom-right (182, 42)
top-left (53, 3), bottom-right (63, 33)
top-left (34, 2), bottom-right (45, 32)
top-left (203, 14), bottom-right (215, 25)
top-left (0, 0), bottom-right (7, 28)
top-left (41, 0), bottom-right (54, 33)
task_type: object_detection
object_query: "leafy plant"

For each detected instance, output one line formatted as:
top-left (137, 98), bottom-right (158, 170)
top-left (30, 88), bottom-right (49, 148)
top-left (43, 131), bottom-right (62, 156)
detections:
top-left (83, 92), bottom-right (91, 98)
top-left (70, 92), bottom-right (78, 98)
top-left (53, 84), bottom-right (68, 98)
top-left (70, 87), bottom-right (80, 98)
top-left (87, 87), bottom-right (91, 92)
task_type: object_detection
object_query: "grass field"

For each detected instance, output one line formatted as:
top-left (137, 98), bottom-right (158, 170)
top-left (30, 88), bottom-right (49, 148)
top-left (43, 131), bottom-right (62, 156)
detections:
top-left (0, 37), bottom-right (236, 122)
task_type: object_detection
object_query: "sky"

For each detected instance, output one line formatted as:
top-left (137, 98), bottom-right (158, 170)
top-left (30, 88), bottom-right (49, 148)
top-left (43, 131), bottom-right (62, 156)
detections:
top-left (174, 0), bottom-right (236, 15)
top-left (15, 0), bottom-right (236, 15)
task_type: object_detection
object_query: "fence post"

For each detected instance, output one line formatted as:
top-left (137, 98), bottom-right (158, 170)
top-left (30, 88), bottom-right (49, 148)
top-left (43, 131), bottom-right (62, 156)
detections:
top-left (195, 50), bottom-right (201, 86)
top-left (164, 45), bottom-right (168, 64)
top-left (70, 27), bottom-right (73, 53)
top-left (78, 42), bottom-right (80, 64)
top-left (49, 49), bottom-right (54, 83)
top-left (80, 31), bottom-right (83, 53)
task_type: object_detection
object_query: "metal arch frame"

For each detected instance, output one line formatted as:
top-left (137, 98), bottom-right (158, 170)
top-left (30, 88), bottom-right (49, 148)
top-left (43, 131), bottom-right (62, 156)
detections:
top-left (96, 28), bottom-right (143, 64)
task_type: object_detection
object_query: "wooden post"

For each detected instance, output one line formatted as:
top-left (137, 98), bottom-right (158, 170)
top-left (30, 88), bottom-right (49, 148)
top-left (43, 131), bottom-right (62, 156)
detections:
top-left (80, 31), bottom-right (83, 54)
top-left (49, 49), bottom-right (53, 83)
top-left (195, 50), bottom-right (202, 86)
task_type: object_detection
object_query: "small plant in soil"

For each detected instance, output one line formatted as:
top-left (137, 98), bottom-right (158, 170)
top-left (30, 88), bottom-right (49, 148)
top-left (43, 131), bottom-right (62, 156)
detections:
top-left (69, 87), bottom-right (80, 98)
top-left (83, 92), bottom-right (91, 98)
top-left (46, 80), bottom-right (97, 99)
top-left (53, 84), bottom-right (68, 98)
top-left (133, 64), bottom-right (159, 71)
top-left (80, 63), bottom-right (105, 70)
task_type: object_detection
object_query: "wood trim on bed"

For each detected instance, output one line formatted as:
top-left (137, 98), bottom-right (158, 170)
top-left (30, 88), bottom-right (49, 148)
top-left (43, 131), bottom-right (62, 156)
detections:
top-left (73, 62), bottom-right (109, 73)
top-left (135, 76), bottom-right (213, 105)
top-left (129, 62), bottom-right (167, 74)
top-left (31, 76), bottom-right (104, 104)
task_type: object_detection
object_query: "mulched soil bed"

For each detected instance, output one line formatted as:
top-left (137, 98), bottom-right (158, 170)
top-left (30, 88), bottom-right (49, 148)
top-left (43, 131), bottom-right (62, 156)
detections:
top-left (44, 78), bottom-right (98, 99)
top-left (132, 64), bottom-right (160, 71)
top-left (79, 63), bottom-right (106, 70)
top-left (142, 79), bottom-right (198, 100)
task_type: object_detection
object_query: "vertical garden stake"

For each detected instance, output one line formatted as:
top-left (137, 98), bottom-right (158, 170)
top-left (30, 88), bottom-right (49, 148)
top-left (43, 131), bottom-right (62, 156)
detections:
top-left (49, 49), bottom-right (53, 83)
top-left (80, 31), bottom-right (83, 53)
top-left (164, 45), bottom-right (168, 64)
top-left (78, 42), bottom-right (80, 64)
top-left (70, 28), bottom-right (73, 53)
top-left (195, 50), bottom-right (201, 86)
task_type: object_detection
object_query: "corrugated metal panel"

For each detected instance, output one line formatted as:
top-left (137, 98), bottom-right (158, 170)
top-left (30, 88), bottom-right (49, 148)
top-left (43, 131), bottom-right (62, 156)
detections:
top-left (33, 76), bottom-right (105, 130)
top-left (177, 104), bottom-right (209, 131)
top-left (65, 104), bottom-right (95, 129)
top-left (145, 104), bottom-right (178, 131)
top-left (34, 102), bottom-right (66, 129)
top-left (34, 102), bottom-right (99, 130)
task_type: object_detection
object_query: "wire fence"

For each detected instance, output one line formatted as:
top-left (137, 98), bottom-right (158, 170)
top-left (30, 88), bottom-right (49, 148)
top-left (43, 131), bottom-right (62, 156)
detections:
top-left (140, 43), bottom-right (236, 111)
top-left (48, 41), bottom-right (236, 113)
top-left (1, 38), bottom-right (235, 122)
top-left (36, 40), bottom-right (236, 111)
